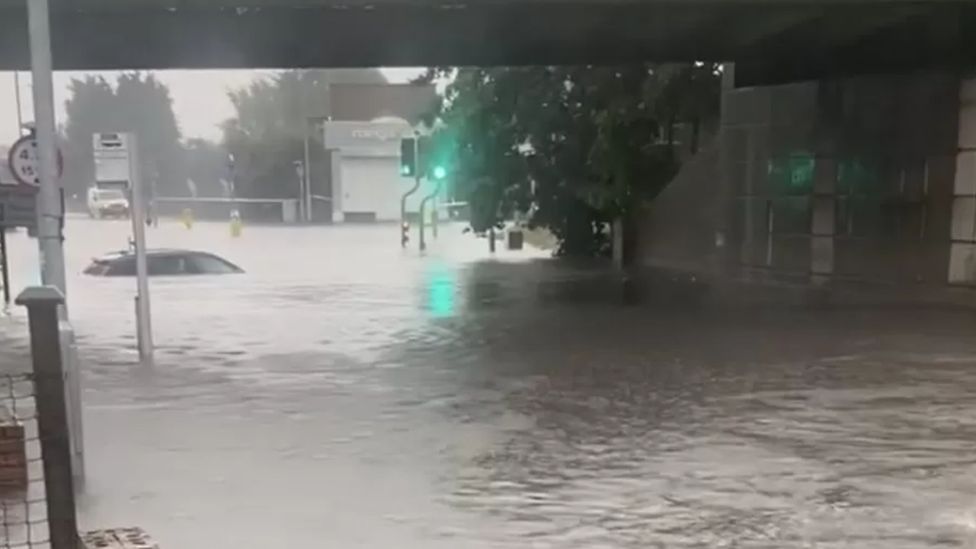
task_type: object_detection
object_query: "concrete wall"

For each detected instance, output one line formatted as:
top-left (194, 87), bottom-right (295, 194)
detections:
top-left (641, 68), bottom-right (972, 290)
top-left (329, 84), bottom-right (437, 125)
top-left (639, 139), bottom-right (720, 273)
top-left (951, 77), bottom-right (976, 284)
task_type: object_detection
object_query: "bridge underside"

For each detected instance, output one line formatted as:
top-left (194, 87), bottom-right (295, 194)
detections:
top-left (0, 2), bottom-right (974, 83)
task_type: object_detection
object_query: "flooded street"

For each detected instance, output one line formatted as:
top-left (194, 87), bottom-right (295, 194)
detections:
top-left (4, 217), bottom-right (976, 548)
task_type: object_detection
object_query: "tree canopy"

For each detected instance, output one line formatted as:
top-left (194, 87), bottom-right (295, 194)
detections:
top-left (61, 73), bottom-right (183, 198)
top-left (221, 69), bottom-right (386, 199)
top-left (422, 64), bottom-right (721, 256)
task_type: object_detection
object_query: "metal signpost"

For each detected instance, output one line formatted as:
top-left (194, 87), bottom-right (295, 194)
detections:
top-left (22, 0), bottom-right (86, 488)
top-left (293, 160), bottom-right (305, 222)
top-left (94, 133), bottom-right (154, 364)
top-left (129, 136), bottom-right (154, 365)
top-left (25, 0), bottom-right (68, 314)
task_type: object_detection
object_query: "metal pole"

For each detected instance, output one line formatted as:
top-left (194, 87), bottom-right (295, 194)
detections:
top-left (15, 286), bottom-right (79, 549)
top-left (0, 219), bottom-right (9, 307)
top-left (27, 0), bottom-right (67, 314)
top-left (128, 135), bottom-right (153, 364)
top-left (418, 202), bottom-right (426, 251)
top-left (303, 119), bottom-right (313, 222)
top-left (13, 71), bottom-right (23, 132)
top-left (400, 138), bottom-right (421, 247)
top-left (432, 195), bottom-right (438, 239)
top-left (418, 179), bottom-right (442, 252)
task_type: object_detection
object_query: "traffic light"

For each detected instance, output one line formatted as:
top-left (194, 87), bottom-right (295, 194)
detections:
top-left (401, 221), bottom-right (410, 246)
top-left (431, 165), bottom-right (447, 180)
top-left (399, 138), bottom-right (416, 177)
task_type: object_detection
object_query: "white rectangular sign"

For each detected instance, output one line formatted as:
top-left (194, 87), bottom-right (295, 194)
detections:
top-left (92, 132), bottom-right (132, 185)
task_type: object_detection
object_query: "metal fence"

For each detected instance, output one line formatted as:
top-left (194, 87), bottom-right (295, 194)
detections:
top-left (0, 373), bottom-right (48, 549)
top-left (1, 288), bottom-right (79, 549)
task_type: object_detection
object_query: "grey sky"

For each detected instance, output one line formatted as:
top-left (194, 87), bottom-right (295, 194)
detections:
top-left (0, 67), bottom-right (423, 147)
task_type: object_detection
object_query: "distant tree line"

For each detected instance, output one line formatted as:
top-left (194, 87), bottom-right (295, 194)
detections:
top-left (61, 73), bottom-right (185, 199)
top-left (219, 68), bottom-right (386, 200)
top-left (60, 69), bottom-right (387, 203)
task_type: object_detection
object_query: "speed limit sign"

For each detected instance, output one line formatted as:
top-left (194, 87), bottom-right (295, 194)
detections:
top-left (6, 134), bottom-right (64, 188)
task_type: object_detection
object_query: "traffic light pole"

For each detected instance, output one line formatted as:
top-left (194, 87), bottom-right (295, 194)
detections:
top-left (418, 178), bottom-right (443, 252)
top-left (400, 138), bottom-right (421, 248)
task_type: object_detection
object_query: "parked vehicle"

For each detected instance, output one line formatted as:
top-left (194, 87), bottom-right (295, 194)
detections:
top-left (83, 249), bottom-right (244, 276)
top-left (87, 187), bottom-right (129, 219)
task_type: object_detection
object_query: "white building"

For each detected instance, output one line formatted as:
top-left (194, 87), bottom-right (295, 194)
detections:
top-left (323, 117), bottom-right (437, 223)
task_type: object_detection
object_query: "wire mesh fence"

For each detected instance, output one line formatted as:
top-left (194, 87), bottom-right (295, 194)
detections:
top-left (0, 374), bottom-right (49, 549)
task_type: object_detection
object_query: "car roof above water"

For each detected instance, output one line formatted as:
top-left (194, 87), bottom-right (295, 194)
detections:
top-left (95, 249), bottom-right (211, 261)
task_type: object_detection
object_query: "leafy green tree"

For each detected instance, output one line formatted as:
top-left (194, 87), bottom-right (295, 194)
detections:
top-left (423, 64), bottom-right (720, 257)
top-left (221, 69), bottom-right (386, 199)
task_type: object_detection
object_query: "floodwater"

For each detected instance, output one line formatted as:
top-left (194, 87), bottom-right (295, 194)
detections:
top-left (3, 217), bottom-right (976, 548)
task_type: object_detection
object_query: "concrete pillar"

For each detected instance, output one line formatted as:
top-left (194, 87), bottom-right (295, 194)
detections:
top-left (949, 77), bottom-right (976, 284)
top-left (810, 156), bottom-right (837, 284)
top-left (16, 286), bottom-right (79, 549)
top-left (713, 64), bottom-right (739, 279)
top-left (329, 149), bottom-right (343, 223)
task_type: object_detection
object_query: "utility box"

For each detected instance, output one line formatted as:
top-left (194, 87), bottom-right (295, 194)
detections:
top-left (507, 229), bottom-right (524, 250)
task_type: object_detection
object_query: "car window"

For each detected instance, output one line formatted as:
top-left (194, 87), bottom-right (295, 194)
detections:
top-left (188, 254), bottom-right (240, 274)
top-left (83, 261), bottom-right (109, 276)
top-left (105, 256), bottom-right (135, 276)
top-left (148, 255), bottom-right (188, 276)
top-left (95, 189), bottom-right (125, 200)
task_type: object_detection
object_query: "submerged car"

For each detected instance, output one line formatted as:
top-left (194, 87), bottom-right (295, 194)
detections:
top-left (83, 249), bottom-right (244, 276)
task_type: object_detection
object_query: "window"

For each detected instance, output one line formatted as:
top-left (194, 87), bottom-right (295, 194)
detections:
top-left (105, 256), bottom-right (135, 276)
top-left (187, 254), bottom-right (240, 274)
top-left (147, 255), bottom-right (188, 276)
top-left (96, 189), bottom-right (125, 201)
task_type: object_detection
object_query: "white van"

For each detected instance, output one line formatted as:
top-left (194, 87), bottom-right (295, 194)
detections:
top-left (87, 187), bottom-right (129, 219)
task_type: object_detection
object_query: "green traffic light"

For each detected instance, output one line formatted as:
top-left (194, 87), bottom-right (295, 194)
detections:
top-left (401, 165), bottom-right (412, 176)
top-left (432, 165), bottom-right (447, 180)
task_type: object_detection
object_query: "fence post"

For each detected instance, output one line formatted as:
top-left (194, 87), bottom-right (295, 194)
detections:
top-left (16, 286), bottom-right (78, 549)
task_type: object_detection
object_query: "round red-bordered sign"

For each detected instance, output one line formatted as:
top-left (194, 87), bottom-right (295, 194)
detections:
top-left (7, 135), bottom-right (64, 188)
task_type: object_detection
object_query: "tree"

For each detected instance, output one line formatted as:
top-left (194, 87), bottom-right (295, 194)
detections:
top-left (61, 76), bottom-right (114, 198)
top-left (423, 64), bottom-right (721, 257)
top-left (221, 69), bottom-right (386, 199)
top-left (61, 73), bottom-right (184, 199)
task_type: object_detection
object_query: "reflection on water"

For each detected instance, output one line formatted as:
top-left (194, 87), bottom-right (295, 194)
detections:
top-left (425, 261), bottom-right (458, 319)
top-left (2, 218), bottom-right (976, 548)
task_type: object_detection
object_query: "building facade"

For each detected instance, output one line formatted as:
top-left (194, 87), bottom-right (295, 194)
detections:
top-left (322, 119), bottom-right (437, 222)
top-left (641, 68), bottom-right (976, 292)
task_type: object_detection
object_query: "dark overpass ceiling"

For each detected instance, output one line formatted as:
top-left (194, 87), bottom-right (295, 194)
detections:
top-left (0, 0), bottom-right (973, 84)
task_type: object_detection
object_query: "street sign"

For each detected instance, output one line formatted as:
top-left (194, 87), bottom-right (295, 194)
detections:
top-left (7, 134), bottom-right (63, 187)
top-left (0, 187), bottom-right (38, 229)
top-left (93, 132), bottom-right (132, 185)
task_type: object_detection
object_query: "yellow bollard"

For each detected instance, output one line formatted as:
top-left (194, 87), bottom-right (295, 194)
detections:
top-left (229, 209), bottom-right (242, 238)
top-left (181, 208), bottom-right (194, 229)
